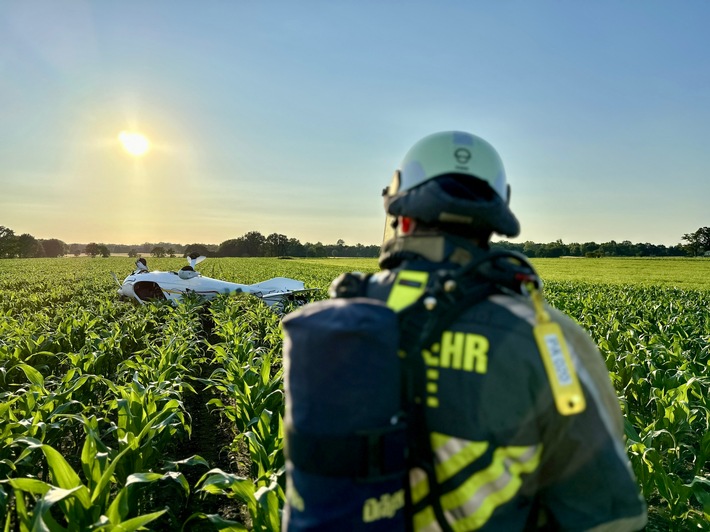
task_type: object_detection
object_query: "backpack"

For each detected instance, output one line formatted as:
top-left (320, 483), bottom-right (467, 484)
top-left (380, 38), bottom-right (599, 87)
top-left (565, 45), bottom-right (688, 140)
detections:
top-left (283, 296), bottom-right (409, 531)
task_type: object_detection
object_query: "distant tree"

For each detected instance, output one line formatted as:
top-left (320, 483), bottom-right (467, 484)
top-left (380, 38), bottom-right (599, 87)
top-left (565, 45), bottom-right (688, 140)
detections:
top-left (331, 238), bottom-right (346, 257)
top-left (85, 242), bottom-right (100, 257)
top-left (167, 248), bottom-right (175, 258)
top-left (286, 237), bottom-right (305, 257)
top-left (522, 241), bottom-right (540, 258)
top-left (183, 244), bottom-right (211, 258)
top-left (537, 239), bottom-right (566, 258)
top-left (491, 240), bottom-right (520, 254)
top-left (240, 231), bottom-right (266, 256)
top-left (568, 243), bottom-right (582, 256)
top-left (0, 226), bottom-right (18, 258)
top-left (151, 246), bottom-right (167, 258)
top-left (97, 244), bottom-right (111, 258)
top-left (667, 244), bottom-right (687, 257)
top-left (598, 240), bottom-right (618, 257)
top-left (306, 243), bottom-right (326, 257)
top-left (17, 234), bottom-right (44, 258)
top-left (362, 244), bottom-right (380, 258)
top-left (682, 227), bottom-right (710, 256)
top-left (128, 249), bottom-right (138, 258)
top-left (617, 240), bottom-right (634, 257)
top-left (266, 233), bottom-right (288, 257)
top-left (217, 239), bottom-right (242, 257)
top-left (40, 238), bottom-right (67, 258)
top-left (69, 243), bottom-right (83, 257)
top-left (581, 242), bottom-right (600, 257)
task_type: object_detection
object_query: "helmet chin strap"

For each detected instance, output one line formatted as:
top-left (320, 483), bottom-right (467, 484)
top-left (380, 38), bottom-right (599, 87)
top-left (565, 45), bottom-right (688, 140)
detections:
top-left (378, 231), bottom-right (488, 270)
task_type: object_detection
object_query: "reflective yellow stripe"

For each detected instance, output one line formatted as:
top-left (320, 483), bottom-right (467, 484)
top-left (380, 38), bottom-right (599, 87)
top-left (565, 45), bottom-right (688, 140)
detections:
top-left (413, 505), bottom-right (439, 531)
top-left (433, 438), bottom-right (489, 483)
top-left (430, 432), bottom-right (450, 451)
top-left (440, 445), bottom-right (542, 531)
top-left (386, 270), bottom-right (429, 311)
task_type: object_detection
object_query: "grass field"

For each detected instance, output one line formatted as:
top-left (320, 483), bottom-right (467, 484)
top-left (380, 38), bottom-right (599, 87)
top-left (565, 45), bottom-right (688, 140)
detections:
top-left (1, 256), bottom-right (708, 530)
top-left (532, 257), bottom-right (710, 289)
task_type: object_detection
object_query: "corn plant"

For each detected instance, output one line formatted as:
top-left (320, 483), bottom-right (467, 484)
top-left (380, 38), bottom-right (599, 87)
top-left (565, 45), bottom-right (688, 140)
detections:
top-left (2, 257), bottom-right (709, 530)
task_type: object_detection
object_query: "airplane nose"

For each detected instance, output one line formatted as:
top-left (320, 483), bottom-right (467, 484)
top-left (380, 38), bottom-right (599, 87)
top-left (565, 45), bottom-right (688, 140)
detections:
top-left (119, 284), bottom-right (135, 298)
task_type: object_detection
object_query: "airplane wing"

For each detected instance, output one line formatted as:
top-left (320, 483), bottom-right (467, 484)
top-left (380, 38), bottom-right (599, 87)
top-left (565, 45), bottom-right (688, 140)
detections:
top-left (248, 277), bottom-right (306, 292)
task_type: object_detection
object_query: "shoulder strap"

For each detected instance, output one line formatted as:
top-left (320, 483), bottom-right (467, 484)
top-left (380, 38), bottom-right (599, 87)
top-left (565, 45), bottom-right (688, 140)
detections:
top-left (395, 250), bottom-right (540, 532)
top-left (328, 271), bottom-right (373, 298)
top-left (397, 278), bottom-right (495, 532)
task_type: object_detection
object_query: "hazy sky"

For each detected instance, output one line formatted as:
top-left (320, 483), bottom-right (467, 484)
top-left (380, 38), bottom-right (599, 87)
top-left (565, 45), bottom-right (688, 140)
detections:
top-left (1, 1), bottom-right (708, 247)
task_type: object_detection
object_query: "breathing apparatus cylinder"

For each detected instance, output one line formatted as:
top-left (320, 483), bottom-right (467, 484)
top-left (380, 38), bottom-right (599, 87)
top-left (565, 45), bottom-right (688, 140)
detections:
top-left (282, 298), bottom-right (407, 531)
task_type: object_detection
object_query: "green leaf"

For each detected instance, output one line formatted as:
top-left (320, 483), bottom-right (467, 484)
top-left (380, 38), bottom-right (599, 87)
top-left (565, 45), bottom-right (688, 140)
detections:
top-left (111, 510), bottom-right (166, 532)
top-left (91, 444), bottom-right (135, 504)
top-left (14, 486), bottom-right (31, 529)
top-left (12, 363), bottom-right (45, 389)
top-left (198, 469), bottom-right (254, 504)
top-left (255, 481), bottom-right (282, 532)
top-left (623, 417), bottom-right (641, 444)
top-left (164, 454), bottom-right (210, 471)
top-left (0, 396), bottom-right (20, 417)
top-left (39, 445), bottom-right (82, 490)
top-left (7, 478), bottom-right (52, 496)
top-left (125, 471), bottom-right (189, 497)
top-left (206, 398), bottom-right (225, 408)
top-left (182, 513), bottom-right (248, 531)
top-left (31, 486), bottom-right (87, 532)
top-left (687, 476), bottom-right (710, 512)
top-left (106, 486), bottom-right (131, 524)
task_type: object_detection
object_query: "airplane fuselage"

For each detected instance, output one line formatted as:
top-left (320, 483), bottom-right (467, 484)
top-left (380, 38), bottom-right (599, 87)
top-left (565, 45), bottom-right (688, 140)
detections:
top-left (118, 270), bottom-right (306, 307)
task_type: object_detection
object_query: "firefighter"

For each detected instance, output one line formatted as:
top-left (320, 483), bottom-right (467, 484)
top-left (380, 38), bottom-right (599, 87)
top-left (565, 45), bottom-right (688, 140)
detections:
top-left (283, 131), bottom-right (647, 531)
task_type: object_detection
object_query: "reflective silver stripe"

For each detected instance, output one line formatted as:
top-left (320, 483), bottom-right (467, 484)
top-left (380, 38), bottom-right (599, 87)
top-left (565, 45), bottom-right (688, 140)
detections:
top-left (490, 294), bottom-right (536, 326)
top-left (410, 467), bottom-right (429, 505)
top-left (411, 469), bottom-right (443, 532)
top-left (586, 513), bottom-right (649, 532)
top-left (431, 433), bottom-right (489, 483)
top-left (440, 444), bottom-right (542, 530)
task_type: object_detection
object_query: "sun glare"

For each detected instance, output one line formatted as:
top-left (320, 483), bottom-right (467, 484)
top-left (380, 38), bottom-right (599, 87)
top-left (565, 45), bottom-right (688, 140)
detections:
top-left (118, 131), bottom-right (151, 157)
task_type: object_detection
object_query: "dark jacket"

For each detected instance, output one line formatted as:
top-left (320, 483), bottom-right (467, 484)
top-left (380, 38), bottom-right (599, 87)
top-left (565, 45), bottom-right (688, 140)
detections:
top-left (363, 253), bottom-right (647, 531)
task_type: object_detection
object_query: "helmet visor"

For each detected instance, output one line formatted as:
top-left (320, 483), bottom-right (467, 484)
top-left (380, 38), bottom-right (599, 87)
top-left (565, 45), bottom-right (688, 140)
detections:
top-left (381, 170), bottom-right (401, 247)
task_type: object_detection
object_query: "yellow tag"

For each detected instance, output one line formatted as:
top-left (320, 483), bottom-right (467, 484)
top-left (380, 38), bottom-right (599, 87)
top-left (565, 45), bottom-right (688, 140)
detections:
top-left (533, 321), bottom-right (586, 415)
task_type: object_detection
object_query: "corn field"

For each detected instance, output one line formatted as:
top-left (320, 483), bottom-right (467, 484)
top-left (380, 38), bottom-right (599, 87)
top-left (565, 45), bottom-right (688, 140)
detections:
top-left (1, 257), bottom-right (708, 530)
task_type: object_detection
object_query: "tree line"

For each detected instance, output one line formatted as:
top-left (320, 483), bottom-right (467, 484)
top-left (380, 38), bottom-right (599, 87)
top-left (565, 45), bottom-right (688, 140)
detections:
top-left (492, 227), bottom-right (708, 258)
top-left (1, 224), bottom-right (708, 259)
top-left (0, 226), bottom-right (381, 259)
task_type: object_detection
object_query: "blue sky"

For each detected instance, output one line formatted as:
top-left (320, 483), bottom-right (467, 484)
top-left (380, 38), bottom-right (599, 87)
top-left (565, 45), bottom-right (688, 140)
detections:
top-left (1, 1), bottom-right (708, 247)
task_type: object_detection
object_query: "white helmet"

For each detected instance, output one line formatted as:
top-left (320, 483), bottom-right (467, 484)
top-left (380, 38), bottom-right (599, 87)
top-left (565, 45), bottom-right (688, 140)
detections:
top-left (383, 131), bottom-right (519, 238)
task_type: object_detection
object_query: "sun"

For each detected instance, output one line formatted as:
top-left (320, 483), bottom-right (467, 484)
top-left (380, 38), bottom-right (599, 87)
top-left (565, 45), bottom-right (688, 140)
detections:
top-left (118, 131), bottom-right (151, 157)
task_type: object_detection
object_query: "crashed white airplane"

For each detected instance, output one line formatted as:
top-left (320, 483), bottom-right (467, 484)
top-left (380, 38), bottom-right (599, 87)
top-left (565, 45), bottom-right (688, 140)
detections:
top-left (114, 254), bottom-right (313, 310)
